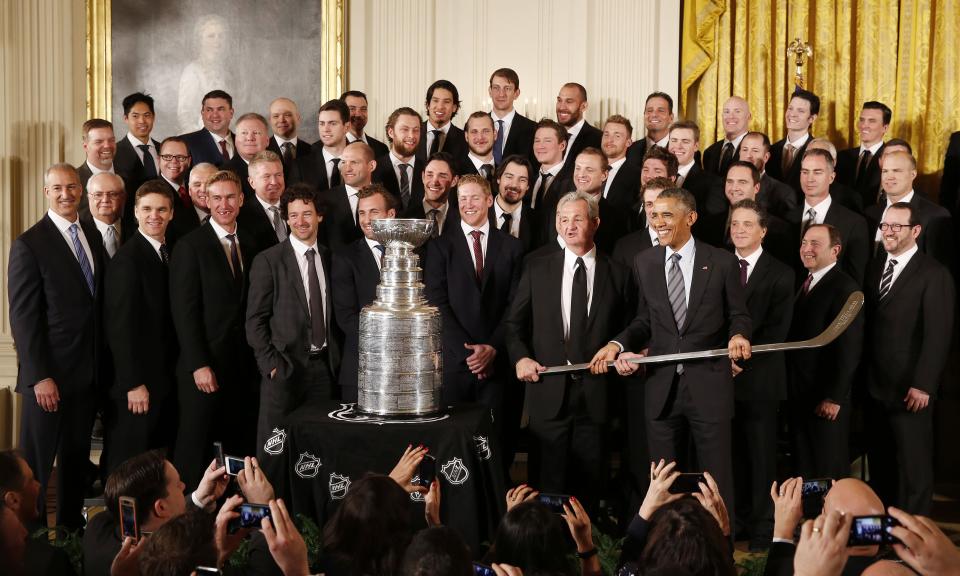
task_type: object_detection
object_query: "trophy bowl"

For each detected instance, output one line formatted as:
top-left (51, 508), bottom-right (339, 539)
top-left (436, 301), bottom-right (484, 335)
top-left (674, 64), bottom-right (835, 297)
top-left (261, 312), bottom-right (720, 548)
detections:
top-left (371, 218), bottom-right (435, 248)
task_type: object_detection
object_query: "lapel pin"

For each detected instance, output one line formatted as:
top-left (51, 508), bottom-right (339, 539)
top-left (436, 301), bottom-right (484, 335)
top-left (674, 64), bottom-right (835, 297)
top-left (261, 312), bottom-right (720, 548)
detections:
top-left (701, 266), bottom-right (708, 270)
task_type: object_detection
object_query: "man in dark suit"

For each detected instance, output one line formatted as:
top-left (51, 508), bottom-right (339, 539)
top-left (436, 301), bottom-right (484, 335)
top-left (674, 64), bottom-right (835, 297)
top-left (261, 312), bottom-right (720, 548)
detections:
top-left (669, 120), bottom-right (723, 215)
top-left (103, 180), bottom-right (178, 472)
top-left (836, 101), bottom-right (890, 209)
top-left (489, 68), bottom-right (537, 168)
top-left (8, 163), bottom-right (107, 529)
top-left (612, 177), bottom-right (673, 268)
top-left (114, 92), bottom-right (161, 220)
top-left (728, 199), bottom-right (795, 549)
top-left (601, 115), bottom-right (642, 211)
top-left (246, 183), bottom-right (341, 462)
top-left (505, 191), bottom-right (634, 511)
top-left (84, 173), bottom-right (133, 258)
top-left (530, 119), bottom-right (574, 243)
top-left (865, 203), bottom-right (955, 515)
top-left (807, 138), bottom-right (865, 213)
top-left (77, 118), bottom-right (118, 214)
top-left (300, 99), bottom-right (352, 193)
top-left (342, 90), bottom-right (390, 159)
top-left (626, 92), bottom-right (674, 166)
top-left (170, 170), bottom-right (257, 488)
top-left (864, 150), bottom-right (954, 270)
top-left (767, 89), bottom-right (819, 196)
top-left (157, 137), bottom-right (196, 247)
top-left (417, 80), bottom-right (466, 162)
top-left (569, 148), bottom-right (630, 253)
top-left (788, 224), bottom-right (864, 480)
top-left (737, 131), bottom-right (799, 220)
top-left (320, 141), bottom-right (375, 251)
top-left (331, 184), bottom-right (398, 401)
top-left (168, 162), bottom-right (215, 243)
top-left (598, 187), bottom-right (753, 521)
top-left (266, 97), bottom-right (313, 185)
top-left (555, 82), bottom-right (602, 174)
top-left (703, 96), bottom-right (751, 177)
top-left (372, 107), bottom-right (425, 211)
top-left (180, 89), bottom-right (235, 167)
top-left (789, 148), bottom-right (870, 285)
top-left (491, 154), bottom-right (538, 253)
top-left (633, 146), bottom-right (681, 229)
top-left (224, 112), bottom-right (270, 199)
top-left (458, 112), bottom-right (498, 184)
top-left (405, 152), bottom-right (459, 237)
top-left (236, 150), bottom-right (287, 260)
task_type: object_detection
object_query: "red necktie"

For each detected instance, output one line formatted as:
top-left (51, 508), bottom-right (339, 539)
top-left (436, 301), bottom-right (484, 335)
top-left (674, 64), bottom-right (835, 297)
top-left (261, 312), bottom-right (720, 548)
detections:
top-left (470, 230), bottom-right (484, 282)
top-left (178, 184), bottom-right (190, 207)
top-left (801, 273), bottom-right (813, 295)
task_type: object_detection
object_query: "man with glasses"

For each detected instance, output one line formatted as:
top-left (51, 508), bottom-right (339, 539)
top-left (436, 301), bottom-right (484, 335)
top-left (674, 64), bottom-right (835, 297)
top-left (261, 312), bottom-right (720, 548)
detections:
top-left (83, 172), bottom-right (129, 259)
top-left (157, 136), bottom-right (193, 247)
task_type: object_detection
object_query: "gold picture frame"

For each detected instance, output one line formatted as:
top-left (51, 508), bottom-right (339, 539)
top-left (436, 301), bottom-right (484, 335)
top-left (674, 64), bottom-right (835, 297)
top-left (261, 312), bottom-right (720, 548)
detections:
top-left (85, 0), bottom-right (348, 121)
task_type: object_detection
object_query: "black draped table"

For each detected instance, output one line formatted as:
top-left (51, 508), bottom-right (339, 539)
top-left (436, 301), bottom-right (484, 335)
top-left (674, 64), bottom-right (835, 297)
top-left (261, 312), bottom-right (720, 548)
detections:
top-left (261, 402), bottom-right (506, 554)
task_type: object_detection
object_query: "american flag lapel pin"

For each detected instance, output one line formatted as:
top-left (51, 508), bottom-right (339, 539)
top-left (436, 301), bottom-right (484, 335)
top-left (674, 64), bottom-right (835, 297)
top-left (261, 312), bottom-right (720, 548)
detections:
top-left (702, 265), bottom-right (708, 270)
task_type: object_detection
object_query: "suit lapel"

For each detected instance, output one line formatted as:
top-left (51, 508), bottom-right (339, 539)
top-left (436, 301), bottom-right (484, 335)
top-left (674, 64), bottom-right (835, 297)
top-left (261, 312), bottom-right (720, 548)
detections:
top-left (879, 253), bottom-right (920, 307)
top-left (745, 251), bottom-right (770, 299)
top-left (546, 251), bottom-right (565, 336)
top-left (587, 253), bottom-right (608, 328)
top-left (43, 216), bottom-right (96, 297)
top-left (683, 242), bottom-right (712, 333)
top-left (281, 241), bottom-right (310, 314)
top-left (453, 230), bottom-right (480, 289)
top-left (480, 229), bottom-right (501, 289)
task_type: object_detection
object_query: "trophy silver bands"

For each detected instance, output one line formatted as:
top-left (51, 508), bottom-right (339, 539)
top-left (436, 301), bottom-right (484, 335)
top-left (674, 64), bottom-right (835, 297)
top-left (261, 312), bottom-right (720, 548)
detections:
top-left (357, 219), bottom-right (443, 416)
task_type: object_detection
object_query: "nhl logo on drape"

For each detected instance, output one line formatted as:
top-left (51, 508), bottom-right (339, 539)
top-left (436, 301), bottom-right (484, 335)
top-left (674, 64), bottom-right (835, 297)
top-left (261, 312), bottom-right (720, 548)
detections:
top-left (410, 476), bottom-right (426, 501)
top-left (328, 473), bottom-right (351, 499)
top-left (440, 457), bottom-right (470, 485)
top-left (473, 435), bottom-right (491, 460)
top-left (264, 428), bottom-right (286, 455)
top-left (295, 452), bottom-right (322, 478)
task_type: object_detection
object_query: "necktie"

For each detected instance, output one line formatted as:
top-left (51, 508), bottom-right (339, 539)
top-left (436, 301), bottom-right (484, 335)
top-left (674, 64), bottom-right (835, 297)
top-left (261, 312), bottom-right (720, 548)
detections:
top-left (219, 139), bottom-right (230, 162)
top-left (500, 212), bottom-right (513, 234)
top-left (305, 248), bottom-right (326, 349)
top-left (138, 144), bottom-right (158, 179)
top-left (653, 234), bottom-right (660, 246)
top-left (159, 244), bottom-right (169, 265)
top-left (532, 172), bottom-right (550, 209)
top-left (801, 207), bottom-right (817, 237)
top-left (667, 253), bottom-right (686, 373)
top-left (68, 223), bottom-right (96, 295)
top-left (567, 257), bottom-right (588, 363)
top-left (493, 119), bottom-right (504, 165)
top-left (429, 130), bottom-right (442, 155)
top-left (398, 163), bottom-right (411, 208)
top-left (470, 230), bottom-right (484, 282)
top-left (374, 243), bottom-right (385, 268)
top-left (225, 233), bottom-right (242, 282)
top-left (781, 143), bottom-right (795, 175)
top-left (269, 206), bottom-right (287, 241)
top-left (855, 149), bottom-right (872, 187)
top-left (281, 141), bottom-right (296, 164)
top-left (481, 163), bottom-right (494, 184)
top-left (739, 258), bottom-right (749, 287)
top-left (719, 142), bottom-right (735, 174)
top-left (330, 158), bottom-right (342, 187)
top-left (878, 259), bottom-right (897, 300)
top-left (177, 184), bottom-right (190, 207)
top-left (675, 173), bottom-right (686, 187)
top-left (104, 224), bottom-right (118, 258)
top-left (428, 209), bottom-right (440, 238)
top-left (801, 273), bottom-right (813, 296)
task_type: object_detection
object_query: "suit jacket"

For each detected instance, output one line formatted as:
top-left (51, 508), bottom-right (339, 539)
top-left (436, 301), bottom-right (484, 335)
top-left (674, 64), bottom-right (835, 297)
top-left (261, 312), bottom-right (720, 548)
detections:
top-left (831, 182), bottom-right (865, 214)
top-left (941, 131), bottom-right (960, 216)
top-left (114, 136), bottom-right (162, 220)
top-left (371, 154), bottom-right (426, 211)
top-left (245, 239), bottom-right (341, 384)
top-left (267, 137), bottom-right (313, 185)
top-left (533, 170), bottom-right (574, 244)
top-left (504, 249), bottom-right (634, 422)
top-left (361, 134), bottom-right (390, 159)
top-left (561, 121), bottom-right (603, 173)
top-left (789, 200), bottom-right (870, 285)
top-left (696, 208), bottom-right (798, 268)
top-left (425, 227), bottom-right (524, 377)
top-left (169, 222), bottom-right (254, 380)
top-left (735, 250), bottom-right (795, 404)
top-left (181, 128), bottom-right (233, 167)
top-left (864, 194), bottom-right (954, 271)
top-left (405, 200), bottom-right (458, 238)
top-left (104, 232), bottom-right (177, 399)
top-left (488, 203), bottom-right (538, 254)
top-left (758, 173), bottom-right (799, 220)
top-left (417, 122), bottom-right (467, 163)
top-left (836, 144), bottom-right (885, 210)
top-left (237, 198), bottom-right (283, 260)
top-left (612, 240), bottom-right (752, 420)
top-left (8, 214), bottom-right (107, 395)
top-left (702, 138), bottom-right (742, 176)
top-left (612, 227), bottom-right (655, 269)
top-left (865, 251), bottom-right (954, 406)
top-left (298, 145), bottom-right (341, 192)
top-left (680, 163), bottom-right (724, 215)
top-left (499, 112), bottom-right (538, 167)
top-left (331, 238), bottom-right (381, 389)
top-left (166, 181), bottom-right (205, 248)
top-left (605, 161), bottom-right (642, 211)
top-left (318, 185), bottom-right (364, 251)
top-left (787, 265), bottom-right (863, 407)
top-left (767, 135), bottom-right (812, 197)
top-left (624, 139), bottom-right (653, 167)
top-left (223, 154), bottom-right (255, 199)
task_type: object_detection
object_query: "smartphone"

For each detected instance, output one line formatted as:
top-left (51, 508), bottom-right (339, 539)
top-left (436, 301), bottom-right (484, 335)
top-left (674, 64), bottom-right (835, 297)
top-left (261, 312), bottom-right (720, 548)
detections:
top-left (473, 562), bottom-right (496, 576)
top-left (668, 473), bottom-right (706, 494)
top-left (224, 455), bottom-right (246, 476)
top-left (213, 442), bottom-right (224, 469)
top-left (417, 454), bottom-right (436, 487)
top-left (848, 515), bottom-right (900, 546)
top-left (801, 478), bottom-right (832, 518)
top-left (119, 495), bottom-right (139, 541)
top-left (227, 503), bottom-right (272, 533)
top-left (537, 493), bottom-right (572, 514)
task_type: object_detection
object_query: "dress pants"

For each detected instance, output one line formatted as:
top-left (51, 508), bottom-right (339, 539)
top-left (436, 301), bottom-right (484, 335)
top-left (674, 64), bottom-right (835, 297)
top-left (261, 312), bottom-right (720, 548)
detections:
top-left (622, 376), bottom-right (650, 522)
top-left (791, 401), bottom-right (850, 480)
top-left (733, 396), bottom-right (777, 539)
top-left (867, 399), bottom-right (934, 515)
top-left (104, 388), bottom-right (177, 475)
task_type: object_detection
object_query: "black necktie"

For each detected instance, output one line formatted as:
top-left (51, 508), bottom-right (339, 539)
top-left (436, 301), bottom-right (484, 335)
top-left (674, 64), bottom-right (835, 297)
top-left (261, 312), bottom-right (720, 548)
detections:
top-left (533, 172), bottom-right (550, 208)
top-left (739, 259), bottom-right (749, 287)
top-left (282, 142), bottom-right (296, 163)
top-left (856, 149), bottom-right (872, 187)
top-left (139, 144), bottom-right (158, 178)
top-left (305, 248), bottom-right (326, 349)
top-left (567, 257), bottom-right (588, 363)
top-left (719, 142), bottom-right (735, 175)
top-left (226, 233), bottom-right (242, 286)
top-left (159, 244), bottom-right (169, 265)
top-left (398, 163), bottom-right (411, 208)
top-left (330, 158), bottom-right (342, 187)
top-left (481, 163), bottom-right (494, 184)
top-left (429, 130), bottom-right (442, 155)
top-left (500, 212), bottom-right (513, 234)
top-left (878, 258), bottom-right (897, 300)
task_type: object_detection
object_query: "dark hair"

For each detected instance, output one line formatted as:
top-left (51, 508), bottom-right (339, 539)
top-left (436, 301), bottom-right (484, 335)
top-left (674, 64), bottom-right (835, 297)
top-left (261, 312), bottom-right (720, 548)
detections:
top-left (425, 80), bottom-right (462, 119)
top-left (489, 68), bottom-right (520, 89)
top-left (0, 451), bottom-right (25, 495)
top-left (805, 223), bottom-right (842, 247)
top-left (495, 154), bottom-right (533, 182)
top-left (886, 201), bottom-right (917, 226)
top-left (159, 136), bottom-right (189, 155)
top-left (646, 92), bottom-right (675, 113)
top-left (426, 151), bottom-right (458, 176)
top-left (340, 90), bottom-right (368, 102)
top-left (104, 449), bottom-right (168, 522)
top-left (385, 107), bottom-right (423, 143)
top-left (862, 101), bottom-right (892, 125)
top-left (730, 198), bottom-right (769, 229)
top-left (280, 183), bottom-right (323, 219)
top-left (639, 499), bottom-right (736, 576)
top-left (323, 474), bottom-right (413, 576)
top-left (658, 187), bottom-right (697, 214)
top-left (401, 526), bottom-right (472, 576)
top-left (82, 118), bottom-right (114, 139)
top-left (357, 183), bottom-right (400, 213)
top-left (725, 160), bottom-right (760, 185)
top-left (604, 114), bottom-right (634, 135)
top-left (801, 147), bottom-right (836, 171)
top-left (139, 510), bottom-right (217, 576)
top-left (791, 88), bottom-right (821, 116)
top-left (535, 118), bottom-right (568, 144)
top-left (489, 501), bottom-right (575, 575)
top-left (643, 146), bottom-right (680, 177)
top-left (135, 179), bottom-right (176, 208)
top-left (742, 131), bottom-right (772, 152)
top-left (883, 138), bottom-right (913, 155)
top-left (319, 99), bottom-right (351, 123)
top-left (562, 82), bottom-right (588, 102)
top-left (235, 112), bottom-right (268, 131)
top-left (122, 92), bottom-right (155, 115)
top-left (464, 110), bottom-right (495, 132)
top-left (202, 89), bottom-right (233, 108)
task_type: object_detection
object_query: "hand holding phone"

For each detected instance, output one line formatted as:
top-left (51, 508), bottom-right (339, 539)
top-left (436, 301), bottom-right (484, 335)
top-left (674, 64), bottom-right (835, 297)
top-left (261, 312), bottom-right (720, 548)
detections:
top-left (668, 473), bottom-right (706, 494)
top-left (224, 455), bottom-right (246, 477)
top-left (848, 515), bottom-right (900, 546)
top-left (227, 503), bottom-right (272, 534)
top-left (801, 478), bottom-right (832, 518)
top-left (119, 495), bottom-right (139, 541)
top-left (417, 454), bottom-right (436, 488)
top-left (536, 493), bottom-right (571, 514)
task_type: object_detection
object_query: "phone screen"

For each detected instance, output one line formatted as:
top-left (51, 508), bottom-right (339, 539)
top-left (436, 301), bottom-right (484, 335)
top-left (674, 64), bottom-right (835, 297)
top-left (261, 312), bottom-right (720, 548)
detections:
top-left (418, 454), bottom-right (436, 487)
top-left (224, 456), bottom-right (245, 476)
top-left (473, 562), bottom-right (496, 576)
top-left (227, 503), bottom-right (272, 534)
top-left (119, 496), bottom-right (138, 540)
top-left (536, 493), bottom-right (571, 514)
top-left (801, 478), bottom-right (831, 518)
top-left (848, 515), bottom-right (899, 546)
top-left (668, 473), bottom-right (706, 494)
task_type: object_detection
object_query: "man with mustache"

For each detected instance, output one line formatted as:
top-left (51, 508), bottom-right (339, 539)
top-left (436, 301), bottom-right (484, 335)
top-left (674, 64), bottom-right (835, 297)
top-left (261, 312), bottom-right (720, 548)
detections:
top-left (490, 154), bottom-right (538, 253)
top-left (556, 82), bottom-right (602, 174)
top-left (341, 90), bottom-right (389, 159)
top-left (372, 107), bottom-right (426, 211)
top-left (405, 152), bottom-right (459, 238)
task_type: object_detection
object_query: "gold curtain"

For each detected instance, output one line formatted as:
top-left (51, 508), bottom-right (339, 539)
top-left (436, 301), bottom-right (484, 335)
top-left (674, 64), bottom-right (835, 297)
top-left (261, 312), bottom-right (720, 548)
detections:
top-left (681, 0), bottom-right (960, 195)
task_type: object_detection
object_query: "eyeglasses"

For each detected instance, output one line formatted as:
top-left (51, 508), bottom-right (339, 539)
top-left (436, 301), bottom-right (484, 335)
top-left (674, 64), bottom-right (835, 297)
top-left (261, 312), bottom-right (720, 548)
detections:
top-left (160, 154), bottom-right (191, 162)
top-left (879, 222), bottom-right (915, 232)
top-left (90, 191), bottom-right (123, 199)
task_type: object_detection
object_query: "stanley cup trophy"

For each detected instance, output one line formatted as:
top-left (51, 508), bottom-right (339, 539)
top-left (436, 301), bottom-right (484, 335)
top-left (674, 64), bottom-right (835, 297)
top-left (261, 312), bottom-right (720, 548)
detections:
top-left (357, 219), bottom-right (443, 416)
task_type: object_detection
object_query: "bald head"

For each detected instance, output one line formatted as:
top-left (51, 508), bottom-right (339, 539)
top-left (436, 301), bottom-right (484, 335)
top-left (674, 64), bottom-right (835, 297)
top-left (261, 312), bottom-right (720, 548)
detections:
top-left (807, 137), bottom-right (838, 162)
top-left (721, 96), bottom-right (752, 140)
top-left (861, 561), bottom-right (915, 576)
top-left (824, 479), bottom-right (884, 517)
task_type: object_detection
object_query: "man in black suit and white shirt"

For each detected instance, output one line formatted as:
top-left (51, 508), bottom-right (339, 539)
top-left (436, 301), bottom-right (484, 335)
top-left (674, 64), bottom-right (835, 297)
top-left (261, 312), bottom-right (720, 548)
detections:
top-left (556, 82), bottom-right (602, 174)
top-left (168, 161), bottom-right (215, 244)
top-left (865, 202), bottom-right (954, 515)
top-left (157, 137), bottom-right (196, 246)
top-left (180, 90), bottom-right (235, 167)
top-left (491, 155), bottom-right (538, 253)
top-left (418, 80), bottom-right (466, 162)
top-left (342, 90), bottom-right (390, 159)
top-left (237, 150), bottom-right (287, 260)
top-left (103, 180), bottom-right (178, 471)
top-left (626, 92), bottom-right (674, 166)
top-left (246, 183), bottom-right (341, 462)
top-left (458, 112), bottom-right (498, 183)
top-left (669, 120), bottom-right (722, 214)
top-left (320, 141), bottom-right (375, 251)
top-left (703, 96), bottom-right (751, 177)
top-left (405, 152), bottom-right (458, 237)
top-left (224, 112), bottom-right (271, 199)
top-left (266, 97), bottom-right (313, 185)
top-left (84, 172), bottom-right (132, 258)
top-left (836, 101), bottom-right (890, 209)
top-left (767, 89), bottom-right (819, 196)
top-left (8, 163), bottom-right (107, 529)
top-left (601, 115), bottom-right (642, 211)
top-left (612, 177), bottom-right (673, 268)
top-left (331, 184), bottom-right (398, 401)
top-left (372, 107), bottom-right (425, 211)
top-left (530, 119), bottom-right (574, 243)
top-left (489, 68), bottom-right (537, 168)
top-left (506, 191), bottom-right (634, 511)
top-left (301, 99), bottom-right (352, 193)
top-left (77, 119), bottom-right (118, 214)
top-left (114, 92), bottom-right (161, 219)
top-left (737, 131), bottom-right (799, 220)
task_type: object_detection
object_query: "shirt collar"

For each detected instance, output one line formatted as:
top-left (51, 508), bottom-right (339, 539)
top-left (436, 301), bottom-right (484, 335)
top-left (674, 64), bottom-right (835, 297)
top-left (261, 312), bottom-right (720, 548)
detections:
top-left (725, 132), bottom-right (748, 148)
top-left (288, 234), bottom-right (318, 256)
top-left (861, 141), bottom-right (884, 155)
top-left (803, 193), bottom-right (832, 215)
top-left (608, 157), bottom-right (627, 171)
top-left (491, 109), bottom-right (516, 124)
top-left (809, 261), bottom-right (837, 286)
top-left (322, 148), bottom-right (340, 164)
top-left (885, 190), bottom-right (914, 207)
top-left (209, 218), bottom-right (238, 238)
top-left (162, 175), bottom-right (182, 190)
top-left (886, 243), bottom-right (918, 268)
top-left (736, 246), bottom-right (763, 270)
top-left (461, 218), bottom-right (490, 238)
top-left (677, 161), bottom-right (695, 177)
top-left (256, 194), bottom-right (279, 213)
top-left (127, 132), bottom-right (152, 148)
top-left (424, 199), bottom-right (449, 218)
top-left (665, 236), bottom-right (696, 263)
top-left (390, 152), bottom-right (416, 169)
top-left (468, 153), bottom-right (494, 171)
top-left (86, 161), bottom-right (115, 175)
top-left (786, 132), bottom-right (811, 149)
top-left (47, 208), bottom-right (79, 230)
top-left (542, 162), bottom-right (564, 177)
top-left (138, 229), bottom-right (164, 254)
top-left (566, 118), bottom-right (586, 139)
top-left (427, 121), bottom-right (451, 135)
top-left (274, 135), bottom-right (297, 148)
top-left (564, 245), bottom-right (597, 270)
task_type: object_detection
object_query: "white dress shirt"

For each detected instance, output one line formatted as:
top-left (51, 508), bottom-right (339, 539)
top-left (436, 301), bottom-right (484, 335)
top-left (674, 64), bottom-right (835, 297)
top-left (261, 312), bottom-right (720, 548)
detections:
top-left (209, 219), bottom-right (243, 276)
top-left (138, 229), bottom-right (165, 261)
top-left (289, 234), bottom-right (328, 349)
top-left (425, 121), bottom-right (452, 154)
top-left (664, 237), bottom-right (696, 306)
top-left (603, 157), bottom-right (627, 198)
top-left (460, 219), bottom-right (490, 272)
top-left (802, 194), bottom-right (833, 227)
top-left (860, 140), bottom-right (884, 157)
top-left (493, 199), bottom-right (522, 238)
top-left (565, 118), bottom-right (587, 152)
top-left (321, 148), bottom-right (342, 186)
top-left (807, 261), bottom-right (837, 291)
top-left (345, 185), bottom-right (360, 224)
top-left (468, 153), bottom-right (496, 177)
top-left (389, 152), bottom-right (417, 190)
top-left (127, 132), bottom-right (160, 168)
top-left (423, 200), bottom-right (450, 234)
top-left (531, 162), bottom-right (564, 209)
top-left (93, 218), bottom-right (121, 256)
top-left (48, 209), bottom-right (95, 274)
top-left (85, 161), bottom-right (115, 177)
top-left (207, 129), bottom-right (234, 159)
top-left (365, 237), bottom-right (385, 270)
top-left (735, 246), bottom-right (763, 283)
top-left (561, 246), bottom-right (597, 339)
top-left (882, 244), bottom-right (918, 290)
top-left (491, 109), bottom-right (516, 153)
top-left (722, 132), bottom-right (748, 151)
